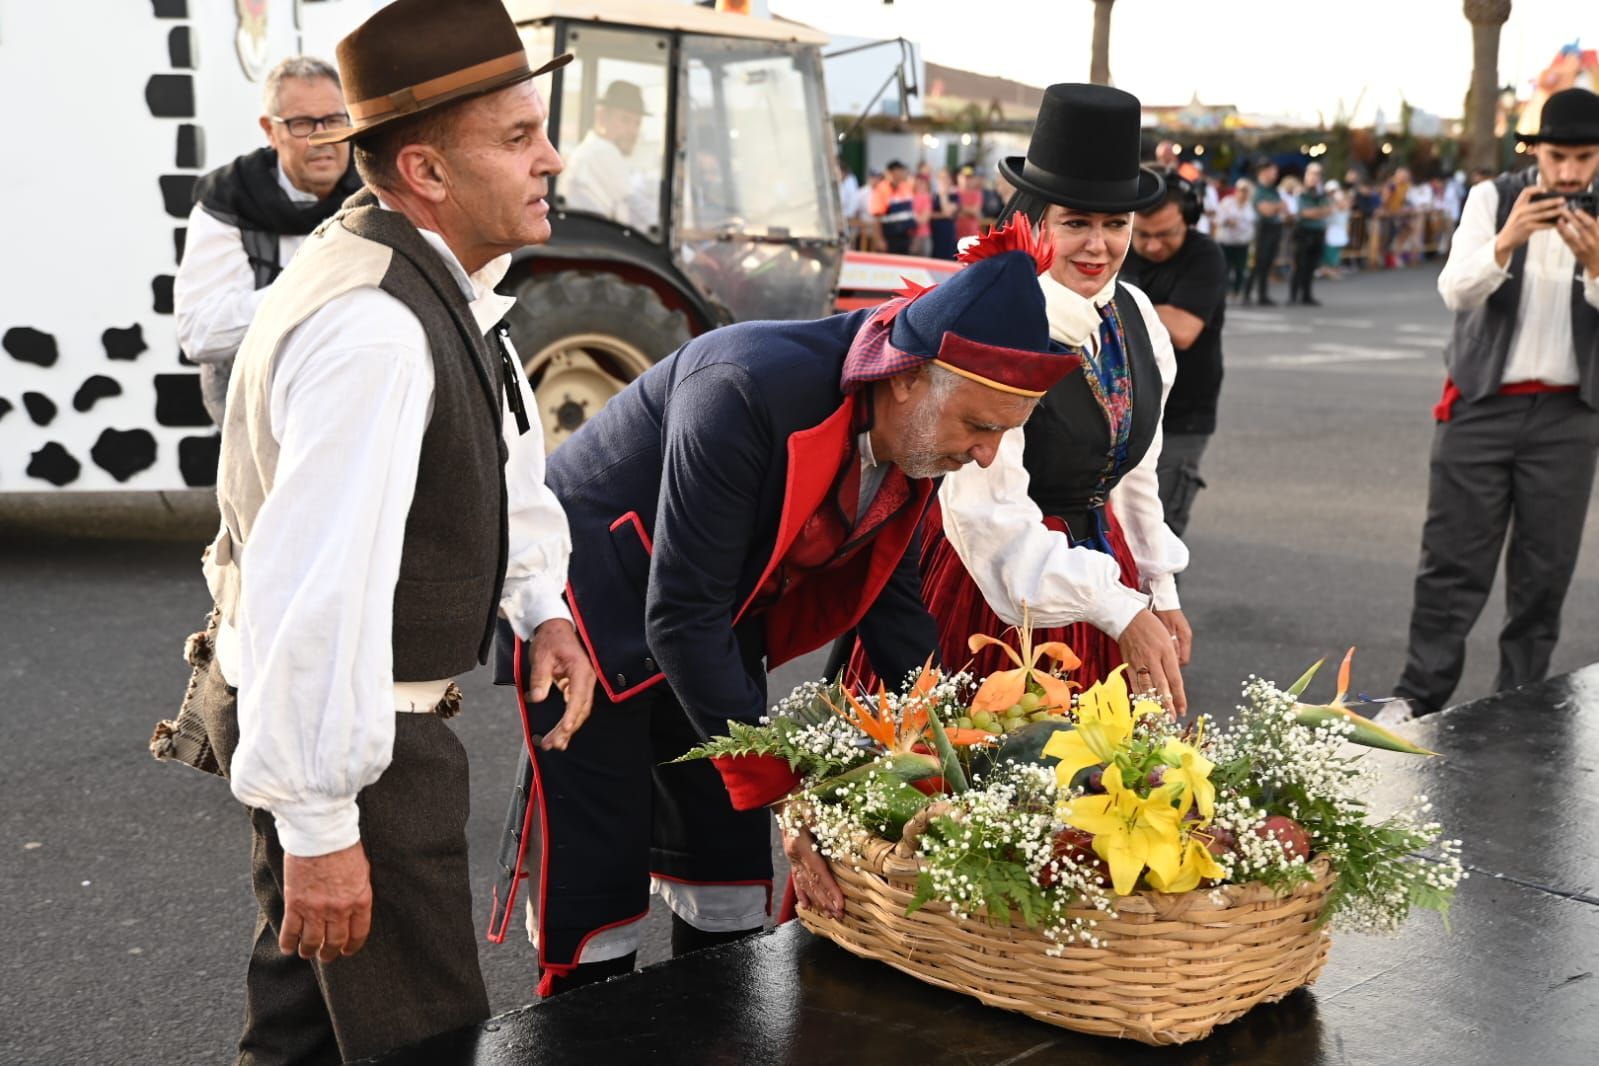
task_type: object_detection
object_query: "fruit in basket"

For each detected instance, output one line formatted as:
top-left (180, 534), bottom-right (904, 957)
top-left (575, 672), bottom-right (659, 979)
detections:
top-left (974, 719), bottom-right (1078, 776)
top-left (1253, 815), bottom-right (1310, 861)
top-left (1037, 826), bottom-right (1106, 886)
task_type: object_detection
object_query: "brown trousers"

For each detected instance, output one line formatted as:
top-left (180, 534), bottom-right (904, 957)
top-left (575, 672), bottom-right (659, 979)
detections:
top-left (206, 678), bottom-right (489, 1064)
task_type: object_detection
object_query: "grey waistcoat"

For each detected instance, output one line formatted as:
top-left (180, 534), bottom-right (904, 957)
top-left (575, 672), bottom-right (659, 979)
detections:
top-left (207, 189), bottom-right (509, 681)
top-left (1445, 167), bottom-right (1599, 411)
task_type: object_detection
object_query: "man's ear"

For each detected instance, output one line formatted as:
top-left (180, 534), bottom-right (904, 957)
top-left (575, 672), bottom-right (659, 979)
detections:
top-left (886, 367), bottom-right (922, 405)
top-left (395, 144), bottom-right (450, 203)
top-left (259, 115), bottom-right (273, 141)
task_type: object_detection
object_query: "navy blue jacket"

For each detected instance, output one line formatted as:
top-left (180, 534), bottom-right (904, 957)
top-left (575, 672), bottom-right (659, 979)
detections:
top-left (544, 309), bottom-right (939, 737)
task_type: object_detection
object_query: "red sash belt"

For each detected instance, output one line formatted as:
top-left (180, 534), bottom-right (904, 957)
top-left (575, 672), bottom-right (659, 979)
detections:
top-left (1432, 377), bottom-right (1579, 422)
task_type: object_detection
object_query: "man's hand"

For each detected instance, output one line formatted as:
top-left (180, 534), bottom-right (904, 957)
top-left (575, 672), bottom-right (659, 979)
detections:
top-left (527, 619), bottom-right (596, 751)
top-left (1556, 203), bottom-right (1599, 277)
top-left (781, 822), bottom-right (843, 919)
top-left (1153, 607), bottom-right (1193, 667)
top-left (281, 841), bottom-right (373, 963)
top-left (1116, 608), bottom-right (1187, 716)
top-left (1494, 186), bottom-right (1566, 265)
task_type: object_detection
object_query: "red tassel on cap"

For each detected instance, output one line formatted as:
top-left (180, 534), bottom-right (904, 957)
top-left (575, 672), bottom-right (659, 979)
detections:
top-left (956, 214), bottom-right (1055, 275)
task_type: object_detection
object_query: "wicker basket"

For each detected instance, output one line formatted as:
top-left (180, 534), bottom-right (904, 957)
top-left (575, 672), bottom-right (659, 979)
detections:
top-left (796, 811), bottom-right (1334, 1046)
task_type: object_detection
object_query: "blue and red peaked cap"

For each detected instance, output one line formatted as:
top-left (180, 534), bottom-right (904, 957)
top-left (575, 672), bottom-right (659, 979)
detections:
top-left (841, 221), bottom-right (1081, 396)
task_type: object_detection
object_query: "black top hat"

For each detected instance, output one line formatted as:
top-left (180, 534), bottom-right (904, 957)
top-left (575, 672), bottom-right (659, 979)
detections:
top-left (312, 0), bottom-right (571, 146)
top-left (1000, 84), bottom-right (1165, 213)
top-left (1524, 87), bottom-right (1599, 145)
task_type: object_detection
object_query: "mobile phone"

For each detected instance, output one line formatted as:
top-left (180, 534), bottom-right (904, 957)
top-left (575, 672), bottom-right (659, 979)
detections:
top-left (1531, 189), bottom-right (1597, 213)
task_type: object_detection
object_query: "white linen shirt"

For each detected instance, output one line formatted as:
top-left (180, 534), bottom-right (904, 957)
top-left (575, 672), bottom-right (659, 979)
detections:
top-left (216, 211), bottom-right (573, 858)
top-left (939, 278), bottom-right (1189, 639)
top-left (1438, 175), bottom-right (1599, 386)
top-left (174, 164), bottom-right (314, 366)
top-left (561, 130), bottom-right (658, 231)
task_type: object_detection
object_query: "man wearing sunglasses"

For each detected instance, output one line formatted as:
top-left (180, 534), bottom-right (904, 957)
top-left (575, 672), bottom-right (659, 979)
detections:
top-left (175, 55), bottom-right (362, 425)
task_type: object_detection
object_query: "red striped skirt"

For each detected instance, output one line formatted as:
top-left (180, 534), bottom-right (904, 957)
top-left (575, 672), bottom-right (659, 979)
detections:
top-left (846, 499), bottom-right (1141, 691)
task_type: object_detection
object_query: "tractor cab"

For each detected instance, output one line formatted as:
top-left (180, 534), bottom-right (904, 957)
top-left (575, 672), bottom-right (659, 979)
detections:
top-left (504, 1), bottom-right (844, 450)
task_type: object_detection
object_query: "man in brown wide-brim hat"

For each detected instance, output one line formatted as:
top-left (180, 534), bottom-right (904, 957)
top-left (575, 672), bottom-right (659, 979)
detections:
top-left (161, 0), bottom-right (594, 1060)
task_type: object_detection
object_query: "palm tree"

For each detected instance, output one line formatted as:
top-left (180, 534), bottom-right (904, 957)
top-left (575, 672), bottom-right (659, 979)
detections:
top-left (1464, 0), bottom-right (1512, 171)
top-left (1089, 0), bottom-right (1115, 86)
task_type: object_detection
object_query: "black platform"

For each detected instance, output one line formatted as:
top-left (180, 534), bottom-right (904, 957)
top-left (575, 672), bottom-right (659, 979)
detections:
top-left (365, 667), bottom-right (1599, 1066)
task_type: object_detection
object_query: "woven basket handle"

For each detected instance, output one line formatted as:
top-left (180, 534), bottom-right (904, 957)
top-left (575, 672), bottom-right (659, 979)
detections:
top-left (895, 800), bottom-right (955, 858)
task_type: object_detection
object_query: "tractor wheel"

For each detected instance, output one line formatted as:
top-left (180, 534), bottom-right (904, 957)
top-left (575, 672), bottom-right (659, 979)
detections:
top-left (504, 271), bottom-right (693, 453)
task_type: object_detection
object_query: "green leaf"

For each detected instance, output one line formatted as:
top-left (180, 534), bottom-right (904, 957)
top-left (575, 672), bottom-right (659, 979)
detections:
top-left (921, 702), bottom-right (970, 794)
top-left (1285, 658), bottom-right (1325, 699)
top-left (1294, 703), bottom-right (1438, 756)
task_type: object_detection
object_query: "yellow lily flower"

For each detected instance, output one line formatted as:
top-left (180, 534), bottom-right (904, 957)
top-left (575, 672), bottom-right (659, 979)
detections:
top-left (1160, 738), bottom-right (1216, 820)
top-left (1145, 833), bottom-right (1229, 894)
top-left (1042, 665), bottom-right (1160, 786)
top-left (1060, 764), bottom-right (1185, 896)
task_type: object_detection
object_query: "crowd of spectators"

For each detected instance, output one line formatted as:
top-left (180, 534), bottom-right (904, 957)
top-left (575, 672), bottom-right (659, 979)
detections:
top-left (838, 155), bottom-right (1010, 257)
top-left (837, 145), bottom-right (1477, 282)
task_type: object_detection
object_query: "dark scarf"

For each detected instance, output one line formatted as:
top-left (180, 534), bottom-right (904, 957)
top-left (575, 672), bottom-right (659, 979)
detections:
top-left (196, 146), bottom-right (362, 237)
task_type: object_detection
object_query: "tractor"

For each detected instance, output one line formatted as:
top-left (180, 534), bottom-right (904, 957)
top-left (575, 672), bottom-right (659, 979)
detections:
top-left (503, 0), bottom-right (853, 451)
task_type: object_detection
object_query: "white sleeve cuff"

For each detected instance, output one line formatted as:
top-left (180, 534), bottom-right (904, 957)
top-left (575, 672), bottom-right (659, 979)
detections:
top-left (1091, 585), bottom-right (1151, 640)
top-left (503, 579), bottom-right (573, 642)
top-left (1585, 271), bottom-right (1599, 310)
top-left (269, 796), bottom-right (362, 858)
top-left (1147, 573), bottom-right (1181, 611)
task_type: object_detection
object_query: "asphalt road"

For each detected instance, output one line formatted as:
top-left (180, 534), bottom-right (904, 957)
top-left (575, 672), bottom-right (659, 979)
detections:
top-left (4, 262), bottom-right (1598, 1063)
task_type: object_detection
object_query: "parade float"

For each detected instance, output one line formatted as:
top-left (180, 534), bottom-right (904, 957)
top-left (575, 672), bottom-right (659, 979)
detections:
top-left (682, 630), bottom-right (1462, 1045)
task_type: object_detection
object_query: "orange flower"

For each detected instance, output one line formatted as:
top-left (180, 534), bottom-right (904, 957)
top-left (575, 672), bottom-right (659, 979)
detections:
top-left (967, 616), bottom-right (1080, 714)
top-left (825, 657), bottom-right (995, 751)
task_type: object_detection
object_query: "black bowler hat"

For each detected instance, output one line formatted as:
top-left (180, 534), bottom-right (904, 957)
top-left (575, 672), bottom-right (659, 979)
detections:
top-left (1000, 83), bottom-right (1165, 213)
top-left (311, 0), bottom-right (571, 145)
top-left (1524, 87), bottom-right (1599, 145)
top-left (599, 80), bottom-right (648, 115)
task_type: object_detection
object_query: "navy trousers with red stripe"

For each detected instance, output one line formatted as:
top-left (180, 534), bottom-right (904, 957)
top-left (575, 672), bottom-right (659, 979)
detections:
top-left (513, 649), bottom-right (774, 976)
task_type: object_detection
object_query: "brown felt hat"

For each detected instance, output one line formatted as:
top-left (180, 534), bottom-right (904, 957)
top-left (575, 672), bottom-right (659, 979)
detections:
top-left (311, 0), bottom-right (572, 146)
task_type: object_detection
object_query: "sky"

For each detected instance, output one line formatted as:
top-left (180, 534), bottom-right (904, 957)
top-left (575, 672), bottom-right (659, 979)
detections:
top-left (766, 0), bottom-right (1591, 126)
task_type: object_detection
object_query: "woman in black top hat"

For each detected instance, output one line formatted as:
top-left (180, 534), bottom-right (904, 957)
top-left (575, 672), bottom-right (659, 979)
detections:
top-left (849, 83), bottom-right (1194, 710)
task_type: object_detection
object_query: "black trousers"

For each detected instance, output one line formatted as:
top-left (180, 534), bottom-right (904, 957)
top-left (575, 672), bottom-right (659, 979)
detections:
top-left (1220, 243), bottom-right (1250, 295)
top-left (1249, 222), bottom-right (1282, 301)
top-left (216, 704), bottom-right (488, 1065)
top-left (1290, 228), bottom-right (1326, 303)
top-left (1398, 392), bottom-right (1599, 711)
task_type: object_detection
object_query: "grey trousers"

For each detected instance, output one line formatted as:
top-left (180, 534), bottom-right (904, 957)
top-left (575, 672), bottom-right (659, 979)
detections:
top-left (1156, 431), bottom-right (1212, 539)
top-left (215, 704), bottom-right (489, 1065)
top-left (1398, 392), bottom-right (1599, 711)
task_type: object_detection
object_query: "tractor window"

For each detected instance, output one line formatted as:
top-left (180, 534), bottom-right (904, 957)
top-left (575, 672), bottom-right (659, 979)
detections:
top-left (549, 25), bottom-right (669, 239)
top-left (682, 38), bottom-right (836, 240)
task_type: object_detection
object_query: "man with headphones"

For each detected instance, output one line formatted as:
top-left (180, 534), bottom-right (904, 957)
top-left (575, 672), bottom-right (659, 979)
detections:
top-left (1122, 168), bottom-right (1230, 538)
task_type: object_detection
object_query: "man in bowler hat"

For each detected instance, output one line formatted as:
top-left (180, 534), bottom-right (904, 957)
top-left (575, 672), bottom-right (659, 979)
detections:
top-left (1386, 87), bottom-right (1599, 723)
top-left (562, 79), bottom-right (657, 229)
top-left (182, 0), bottom-right (592, 1059)
top-left (489, 244), bottom-right (1083, 996)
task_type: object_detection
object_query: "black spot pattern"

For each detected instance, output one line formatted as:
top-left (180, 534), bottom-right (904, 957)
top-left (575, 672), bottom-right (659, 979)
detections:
top-left (145, 74), bottom-right (194, 118)
top-left (0, 397), bottom-right (12, 422)
top-left (23, 392), bottom-right (57, 426)
top-left (174, 227), bottom-right (188, 265)
top-left (91, 429), bottom-right (159, 482)
top-left (168, 26), bottom-right (193, 68)
top-left (74, 376), bottom-right (123, 412)
top-left (178, 434), bottom-right (220, 487)
top-left (152, 275), bottom-right (174, 314)
top-left (102, 324), bottom-right (148, 361)
top-left (27, 443), bottom-right (80, 486)
top-left (4, 326), bottom-right (58, 367)
top-left (176, 124), bottom-right (204, 170)
top-left (160, 174), bottom-right (197, 219)
top-left (151, 0), bottom-right (188, 16)
top-left (154, 373), bottom-right (210, 426)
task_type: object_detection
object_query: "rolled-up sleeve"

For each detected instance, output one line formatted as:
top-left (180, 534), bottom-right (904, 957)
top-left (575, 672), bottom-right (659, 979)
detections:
top-left (174, 205), bottom-right (271, 366)
top-left (940, 427), bottom-right (1149, 638)
top-left (1438, 182), bottom-right (1511, 312)
top-left (498, 337), bottom-right (573, 639)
